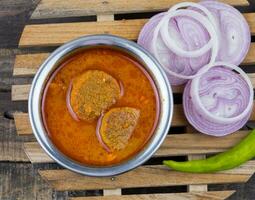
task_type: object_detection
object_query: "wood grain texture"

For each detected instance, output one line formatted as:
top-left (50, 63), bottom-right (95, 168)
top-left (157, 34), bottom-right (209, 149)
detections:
top-left (11, 72), bottom-right (255, 101)
top-left (38, 161), bottom-right (255, 191)
top-left (11, 84), bottom-right (30, 101)
top-left (13, 112), bottom-right (32, 135)
top-left (103, 189), bottom-right (121, 196)
top-left (19, 13), bottom-right (255, 47)
top-left (13, 43), bottom-right (255, 76)
top-left (23, 131), bottom-right (249, 163)
top-left (24, 142), bottom-right (53, 163)
top-left (0, 162), bottom-right (57, 200)
top-left (13, 53), bottom-right (49, 76)
top-left (70, 191), bottom-right (235, 200)
top-left (188, 155), bottom-right (208, 192)
top-left (30, 0), bottom-right (249, 19)
top-left (0, 115), bottom-right (33, 162)
top-left (19, 19), bottom-right (147, 47)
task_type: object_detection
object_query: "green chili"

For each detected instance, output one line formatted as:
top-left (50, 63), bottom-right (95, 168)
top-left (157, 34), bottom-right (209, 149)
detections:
top-left (163, 129), bottom-right (255, 173)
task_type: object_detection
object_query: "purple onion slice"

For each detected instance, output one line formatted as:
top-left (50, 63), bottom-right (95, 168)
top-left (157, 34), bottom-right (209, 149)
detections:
top-left (190, 62), bottom-right (254, 125)
top-left (200, 0), bottom-right (251, 65)
top-left (137, 13), bottom-right (215, 85)
top-left (183, 81), bottom-right (251, 136)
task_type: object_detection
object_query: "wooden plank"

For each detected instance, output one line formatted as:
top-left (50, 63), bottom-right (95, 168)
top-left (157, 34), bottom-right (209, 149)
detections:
top-left (13, 43), bottom-right (255, 76)
top-left (188, 155), bottom-right (208, 192)
top-left (0, 162), bottom-right (57, 200)
top-left (24, 131), bottom-right (249, 163)
top-left (38, 161), bottom-right (255, 191)
top-left (13, 53), bottom-right (49, 76)
top-left (70, 191), bottom-right (235, 200)
top-left (19, 19), bottom-right (147, 47)
top-left (11, 84), bottom-right (31, 101)
top-left (19, 13), bottom-right (255, 47)
top-left (97, 14), bottom-right (114, 22)
top-left (103, 189), bottom-right (121, 196)
top-left (0, 115), bottom-right (31, 162)
top-left (24, 142), bottom-right (53, 163)
top-left (244, 13), bottom-right (255, 36)
top-left (13, 112), bottom-right (33, 135)
top-left (11, 70), bottom-right (255, 100)
top-left (31, 0), bottom-right (249, 19)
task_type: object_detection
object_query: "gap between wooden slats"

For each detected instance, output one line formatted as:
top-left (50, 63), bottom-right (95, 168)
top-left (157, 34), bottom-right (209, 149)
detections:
top-left (18, 13), bottom-right (255, 47)
top-left (69, 191), bottom-right (235, 200)
top-left (14, 101), bottom-right (255, 135)
top-left (11, 73), bottom-right (255, 101)
top-left (12, 43), bottom-right (255, 76)
top-left (23, 131), bottom-right (250, 163)
top-left (37, 161), bottom-right (255, 191)
top-left (31, 0), bottom-right (248, 19)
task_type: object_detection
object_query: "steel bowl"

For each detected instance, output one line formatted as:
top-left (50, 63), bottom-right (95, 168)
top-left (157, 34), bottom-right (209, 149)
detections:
top-left (29, 34), bottom-right (173, 177)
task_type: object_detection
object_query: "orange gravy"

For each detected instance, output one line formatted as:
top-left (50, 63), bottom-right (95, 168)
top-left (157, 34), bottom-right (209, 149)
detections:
top-left (42, 47), bottom-right (159, 166)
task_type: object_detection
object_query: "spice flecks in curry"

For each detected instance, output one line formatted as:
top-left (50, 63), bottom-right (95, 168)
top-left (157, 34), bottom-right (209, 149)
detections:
top-left (42, 47), bottom-right (159, 166)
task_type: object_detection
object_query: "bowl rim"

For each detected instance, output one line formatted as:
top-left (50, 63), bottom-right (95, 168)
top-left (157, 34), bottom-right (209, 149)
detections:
top-left (29, 34), bottom-right (173, 177)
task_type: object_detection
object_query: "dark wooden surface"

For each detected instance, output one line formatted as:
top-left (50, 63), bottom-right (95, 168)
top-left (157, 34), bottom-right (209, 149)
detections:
top-left (0, 0), bottom-right (255, 199)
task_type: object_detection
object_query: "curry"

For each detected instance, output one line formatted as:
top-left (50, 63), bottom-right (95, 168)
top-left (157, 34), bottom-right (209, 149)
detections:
top-left (42, 47), bottom-right (159, 166)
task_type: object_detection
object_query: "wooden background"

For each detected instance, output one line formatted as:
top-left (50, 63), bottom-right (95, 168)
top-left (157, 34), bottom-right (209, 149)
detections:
top-left (0, 0), bottom-right (255, 199)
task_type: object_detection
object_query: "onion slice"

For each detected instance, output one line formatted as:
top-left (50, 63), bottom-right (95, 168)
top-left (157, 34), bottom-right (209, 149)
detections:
top-left (199, 0), bottom-right (251, 65)
top-left (152, 9), bottom-right (219, 79)
top-left (190, 62), bottom-right (254, 124)
top-left (183, 81), bottom-right (251, 136)
top-left (161, 2), bottom-right (218, 58)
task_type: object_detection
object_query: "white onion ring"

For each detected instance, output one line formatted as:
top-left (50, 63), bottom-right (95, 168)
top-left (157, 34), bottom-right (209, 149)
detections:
top-left (190, 61), bottom-right (254, 124)
top-left (183, 81), bottom-right (251, 136)
top-left (161, 2), bottom-right (218, 57)
top-left (152, 9), bottom-right (219, 79)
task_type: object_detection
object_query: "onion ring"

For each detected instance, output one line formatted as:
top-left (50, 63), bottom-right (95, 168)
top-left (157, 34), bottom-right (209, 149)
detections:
top-left (190, 61), bottom-right (254, 124)
top-left (183, 81), bottom-right (251, 136)
top-left (161, 2), bottom-right (218, 57)
top-left (152, 9), bottom-right (219, 79)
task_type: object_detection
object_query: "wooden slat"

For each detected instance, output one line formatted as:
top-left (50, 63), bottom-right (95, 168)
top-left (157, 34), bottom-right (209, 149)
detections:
top-left (24, 131), bottom-right (249, 163)
top-left (13, 43), bottom-right (255, 77)
top-left (14, 113), bottom-right (31, 135)
top-left (188, 155), bottom-right (208, 192)
top-left (24, 142), bottom-right (53, 163)
top-left (11, 84), bottom-right (31, 101)
top-left (70, 191), bottom-right (235, 200)
top-left (13, 53), bottom-right (49, 76)
top-left (19, 13), bottom-right (255, 47)
top-left (13, 112), bottom-right (32, 135)
top-left (38, 161), bottom-right (255, 191)
top-left (31, 0), bottom-right (249, 19)
top-left (19, 19), bottom-right (147, 47)
top-left (11, 71), bottom-right (255, 100)
top-left (103, 189), bottom-right (121, 196)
